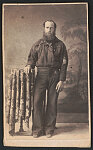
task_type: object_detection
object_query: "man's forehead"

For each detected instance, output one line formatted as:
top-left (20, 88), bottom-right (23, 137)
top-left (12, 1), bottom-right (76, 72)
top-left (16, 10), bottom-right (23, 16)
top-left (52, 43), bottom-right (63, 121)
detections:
top-left (45, 21), bottom-right (54, 27)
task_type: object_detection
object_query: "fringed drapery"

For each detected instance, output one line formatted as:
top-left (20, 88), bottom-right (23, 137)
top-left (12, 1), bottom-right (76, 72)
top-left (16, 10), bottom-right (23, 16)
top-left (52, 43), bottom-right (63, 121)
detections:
top-left (7, 68), bottom-right (35, 133)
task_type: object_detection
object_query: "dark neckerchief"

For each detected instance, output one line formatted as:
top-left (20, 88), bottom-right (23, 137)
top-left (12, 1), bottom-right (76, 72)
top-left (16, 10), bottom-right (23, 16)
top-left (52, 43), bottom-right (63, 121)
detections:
top-left (43, 35), bottom-right (57, 53)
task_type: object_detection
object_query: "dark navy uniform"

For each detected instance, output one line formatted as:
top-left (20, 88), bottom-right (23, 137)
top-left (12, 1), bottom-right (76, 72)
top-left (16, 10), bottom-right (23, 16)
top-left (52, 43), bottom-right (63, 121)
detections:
top-left (27, 36), bottom-right (68, 135)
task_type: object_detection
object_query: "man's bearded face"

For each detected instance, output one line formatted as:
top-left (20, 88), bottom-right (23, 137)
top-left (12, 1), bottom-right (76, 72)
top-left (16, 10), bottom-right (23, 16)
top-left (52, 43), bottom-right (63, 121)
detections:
top-left (43, 21), bottom-right (56, 41)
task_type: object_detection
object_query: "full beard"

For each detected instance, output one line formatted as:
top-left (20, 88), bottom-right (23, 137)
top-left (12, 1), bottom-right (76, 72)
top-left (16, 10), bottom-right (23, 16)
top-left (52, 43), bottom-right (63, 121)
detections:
top-left (43, 31), bottom-right (56, 42)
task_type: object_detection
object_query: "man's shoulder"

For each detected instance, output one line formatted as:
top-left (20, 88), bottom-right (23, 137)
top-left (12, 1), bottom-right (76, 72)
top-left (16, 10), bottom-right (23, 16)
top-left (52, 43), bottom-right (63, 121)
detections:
top-left (55, 37), bottom-right (65, 47)
top-left (56, 37), bottom-right (66, 47)
top-left (32, 38), bottom-right (44, 48)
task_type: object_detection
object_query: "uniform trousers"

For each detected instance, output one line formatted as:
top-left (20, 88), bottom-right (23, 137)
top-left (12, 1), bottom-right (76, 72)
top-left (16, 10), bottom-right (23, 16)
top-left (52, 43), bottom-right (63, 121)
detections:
top-left (33, 67), bottom-right (59, 134)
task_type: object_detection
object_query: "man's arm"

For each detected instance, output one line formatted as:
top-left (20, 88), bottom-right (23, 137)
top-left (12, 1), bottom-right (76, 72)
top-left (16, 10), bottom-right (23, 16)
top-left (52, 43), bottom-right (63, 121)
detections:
top-left (59, 44), bottom-right (68, 81)
top-left (27, 45), bottom-right (38, 69)
top-left (56, 44), bottom-right (68, 93)
top-left (25, 45), bottom-right (38, 72)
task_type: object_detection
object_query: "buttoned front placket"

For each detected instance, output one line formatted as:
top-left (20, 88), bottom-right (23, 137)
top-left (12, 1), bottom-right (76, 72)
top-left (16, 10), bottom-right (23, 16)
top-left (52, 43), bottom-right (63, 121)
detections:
top-left (44, 41), bottom-right (55, 67)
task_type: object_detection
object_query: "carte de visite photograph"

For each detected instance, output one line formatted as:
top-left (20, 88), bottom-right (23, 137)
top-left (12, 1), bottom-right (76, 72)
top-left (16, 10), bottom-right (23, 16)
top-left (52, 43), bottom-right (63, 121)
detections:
top-left (2, 3), bottom-right (91, 147)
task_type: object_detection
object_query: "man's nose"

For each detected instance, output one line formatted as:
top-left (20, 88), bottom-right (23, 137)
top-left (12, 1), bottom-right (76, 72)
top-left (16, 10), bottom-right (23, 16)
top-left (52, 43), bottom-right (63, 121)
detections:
top-left (48, 28), bottom-right (51, 32)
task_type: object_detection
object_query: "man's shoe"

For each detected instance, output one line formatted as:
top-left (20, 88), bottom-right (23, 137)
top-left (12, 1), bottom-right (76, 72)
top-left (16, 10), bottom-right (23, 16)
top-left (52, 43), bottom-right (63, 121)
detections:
top-left (33, 133), bottom-right (39, 138)
top-left (46, 130), bottom-right (54, 138)
top-left (33, 131), bottom-right (43, 138)
top-left (46, 133), bottom-right (52, 138)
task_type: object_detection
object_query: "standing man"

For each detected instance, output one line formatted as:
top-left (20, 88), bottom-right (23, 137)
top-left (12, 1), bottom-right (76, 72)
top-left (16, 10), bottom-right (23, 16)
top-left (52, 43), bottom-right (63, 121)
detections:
top-left (25, 20), bottom-right (68, 138)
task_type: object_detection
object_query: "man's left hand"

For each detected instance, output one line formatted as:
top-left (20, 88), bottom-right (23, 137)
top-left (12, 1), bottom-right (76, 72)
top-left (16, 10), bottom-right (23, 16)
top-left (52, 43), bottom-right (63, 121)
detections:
top-left (56, 81), bottom-right (64, 93)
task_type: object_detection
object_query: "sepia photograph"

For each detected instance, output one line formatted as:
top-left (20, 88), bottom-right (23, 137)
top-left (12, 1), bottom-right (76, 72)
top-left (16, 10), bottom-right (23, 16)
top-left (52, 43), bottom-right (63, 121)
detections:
top-left (2, 3), bottom-right (91, 147)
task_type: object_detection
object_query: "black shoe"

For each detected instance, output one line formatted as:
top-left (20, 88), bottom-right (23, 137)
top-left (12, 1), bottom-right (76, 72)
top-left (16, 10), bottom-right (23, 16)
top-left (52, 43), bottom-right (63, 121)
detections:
top-left (33, 131), bottom-right (43, 138)
top-left (33, 133), bottom-right (39, 138)
top-left (46, 130), bottom-right (54, 138)
top-left (46, 133), bottom-right (52, 138)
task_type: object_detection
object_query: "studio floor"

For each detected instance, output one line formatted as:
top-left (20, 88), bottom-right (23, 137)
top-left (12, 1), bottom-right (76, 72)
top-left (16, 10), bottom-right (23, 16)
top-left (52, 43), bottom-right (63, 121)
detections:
top-left (6, 112), bottom-right (90, 139)
top-left (13, 122), bottom-right (89, 140)
top-left (5, 112), bottom-right (91, 147)
top-left (7, 122), bottom-right (90, 139)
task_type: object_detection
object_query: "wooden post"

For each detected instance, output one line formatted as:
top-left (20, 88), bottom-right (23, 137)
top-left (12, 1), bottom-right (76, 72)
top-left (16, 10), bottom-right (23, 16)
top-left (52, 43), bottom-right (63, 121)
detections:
top-left (19, 116), bottom-right (24, 132)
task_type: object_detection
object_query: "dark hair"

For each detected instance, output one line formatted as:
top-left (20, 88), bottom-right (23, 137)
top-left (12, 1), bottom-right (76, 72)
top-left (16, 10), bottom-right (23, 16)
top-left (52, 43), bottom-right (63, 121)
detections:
top-left (43, 20), bottom-right (57, 29)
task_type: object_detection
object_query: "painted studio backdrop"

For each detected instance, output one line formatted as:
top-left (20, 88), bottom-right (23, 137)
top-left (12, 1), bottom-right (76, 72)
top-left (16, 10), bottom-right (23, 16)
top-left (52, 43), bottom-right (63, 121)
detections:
top-left (4, 4), bottom-right (89, 124)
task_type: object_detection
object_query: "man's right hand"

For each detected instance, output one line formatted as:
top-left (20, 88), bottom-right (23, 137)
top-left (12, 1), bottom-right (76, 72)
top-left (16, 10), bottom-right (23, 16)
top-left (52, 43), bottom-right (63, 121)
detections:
top-left (24, 65), bottom-right (31, 74)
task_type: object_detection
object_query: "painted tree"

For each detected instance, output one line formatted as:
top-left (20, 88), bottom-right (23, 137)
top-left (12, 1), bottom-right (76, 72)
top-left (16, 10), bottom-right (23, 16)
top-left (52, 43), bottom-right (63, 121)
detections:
top-left (60, 21), bottom-right (88, 101)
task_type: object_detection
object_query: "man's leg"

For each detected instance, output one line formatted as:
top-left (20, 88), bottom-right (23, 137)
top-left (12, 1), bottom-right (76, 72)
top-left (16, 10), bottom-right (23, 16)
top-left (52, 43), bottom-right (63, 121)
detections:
top-left (45, 70), bottom-right (59, 136)
top-left (32, 72), bottom-right (47, 137)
